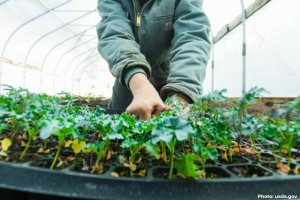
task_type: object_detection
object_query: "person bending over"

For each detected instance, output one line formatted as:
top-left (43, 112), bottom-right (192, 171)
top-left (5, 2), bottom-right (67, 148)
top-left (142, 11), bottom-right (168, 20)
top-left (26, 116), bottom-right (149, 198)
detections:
top-left (97, 0), bottom-right (211, 120)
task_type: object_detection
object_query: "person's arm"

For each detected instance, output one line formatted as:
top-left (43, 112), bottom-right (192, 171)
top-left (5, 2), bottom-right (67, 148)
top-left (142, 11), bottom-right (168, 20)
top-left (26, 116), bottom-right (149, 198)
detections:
top-left (160, 0), bottom-right (211, 103)
top-left (97, 0), bottom-right (165, 120)
top-left (97, 0), bottom-right (150, 86)
top-left (126, 73), bottom-right (166, 120)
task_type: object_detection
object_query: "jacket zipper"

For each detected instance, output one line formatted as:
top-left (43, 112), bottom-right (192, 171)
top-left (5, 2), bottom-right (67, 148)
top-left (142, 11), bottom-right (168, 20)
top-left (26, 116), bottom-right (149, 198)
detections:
top-left (133, 0), bottom-right (152, 42)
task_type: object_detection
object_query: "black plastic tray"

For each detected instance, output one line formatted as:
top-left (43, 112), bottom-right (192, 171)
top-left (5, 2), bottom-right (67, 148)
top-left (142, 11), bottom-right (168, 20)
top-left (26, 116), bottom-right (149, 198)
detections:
top-left (0, 109), bottom-right (300, 200)
top-left (104, 108), bottom-right (126, 115)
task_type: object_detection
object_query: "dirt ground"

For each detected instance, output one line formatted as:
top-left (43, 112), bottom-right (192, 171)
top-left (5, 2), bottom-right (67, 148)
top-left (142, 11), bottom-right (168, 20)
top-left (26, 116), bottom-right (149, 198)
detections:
top-left (206, 101), bottom-right (273, 117)
top-left (62, 98), bottom-right (110, 108)
top-left (72, 98), bottom-right (279, 117)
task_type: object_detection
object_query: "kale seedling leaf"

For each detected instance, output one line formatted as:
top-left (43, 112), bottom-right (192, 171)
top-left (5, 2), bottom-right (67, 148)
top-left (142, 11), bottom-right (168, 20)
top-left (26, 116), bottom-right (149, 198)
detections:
top-left (169, 116), bottom-right (195, 141)
top-left (145, 141), bottom-right (160, 159)
top-left (175, 153), bottom-right (198, 178)
top-left (103, 133), bottom-right (124, 140)
top-left (39, 119), bottom-right (60, 140)
top-left (151, 122), bottom-right (173, 144)
top-left (200, 89), bottom-right (229, 105)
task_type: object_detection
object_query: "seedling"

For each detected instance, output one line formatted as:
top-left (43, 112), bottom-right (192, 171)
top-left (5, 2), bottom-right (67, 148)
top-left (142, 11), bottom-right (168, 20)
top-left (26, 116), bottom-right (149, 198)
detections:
top-left (20, 121), bottom-right (39, 159)
top-left (82, 142), bottom-right (105, 167)
top-left (152, 116), bottom-right (195, 179)
top-left (39, 118), bottom-right (76, 170)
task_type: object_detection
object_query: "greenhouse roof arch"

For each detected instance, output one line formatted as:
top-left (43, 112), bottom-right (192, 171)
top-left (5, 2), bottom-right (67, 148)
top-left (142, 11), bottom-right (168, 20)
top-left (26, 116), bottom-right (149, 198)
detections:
top-left (0, 0), bottom-right (102, 94)
top-left (2, 0), bottom-right (296, 97)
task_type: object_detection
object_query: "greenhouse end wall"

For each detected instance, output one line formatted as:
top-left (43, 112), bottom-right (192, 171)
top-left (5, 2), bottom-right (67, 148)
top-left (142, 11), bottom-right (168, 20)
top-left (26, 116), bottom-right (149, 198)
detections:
top-left (203, 0), bottom-right (300, 97)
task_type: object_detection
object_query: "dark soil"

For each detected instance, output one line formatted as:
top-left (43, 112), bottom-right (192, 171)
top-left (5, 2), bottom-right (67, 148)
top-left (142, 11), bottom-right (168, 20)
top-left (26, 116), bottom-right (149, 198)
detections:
top-left (198, 167), bottom-right (231, 179)
top-left (152, 167), bottom-right (230, 179)
top-left (113, 167), bottom-right (147, 178)
top-left (262, 162), bottom-right (300, 175)
top-left (277, 151), bottom-right (300, 160)
top-left (227, 165), bottom-right (272, 177)
top-left (0, 153), bottom-right (38, 164)
top-left (62, 98), bottom-right (110, 108)
top-left (152, 159), bottom-right (170, 167)
top-left (66, 97), bottom-right (288, 117)
top-left (246, 153), bottom-right (277, 162)
top-left (195, 159), bottom-right (216, 166)
top-left (88, 156), bottom-right (118, 165)
top-left (205, 101), bottom-right (272, 117)
top-left (60, 151), bottom-right (88, 160)
top-left (152, 168), bottom-right (182, 179)
top-left (30, 159), bottom-right (68, 170)
top-left (73, 162), bottom-right (110, 174)
top-left (217, 155), bottom-right (249, 165)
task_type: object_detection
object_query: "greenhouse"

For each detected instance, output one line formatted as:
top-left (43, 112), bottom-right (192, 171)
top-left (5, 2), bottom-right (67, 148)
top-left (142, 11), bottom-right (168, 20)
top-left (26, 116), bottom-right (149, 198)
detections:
top-left (0, 0), bottom-right (300, 199)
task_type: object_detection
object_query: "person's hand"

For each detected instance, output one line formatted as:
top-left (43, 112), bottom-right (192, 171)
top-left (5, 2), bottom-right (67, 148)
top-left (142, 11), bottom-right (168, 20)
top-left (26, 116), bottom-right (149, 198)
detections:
top-left (168, 94), bottom-right (190, 114)
top-left (126, 73), bottom-right (166, 120)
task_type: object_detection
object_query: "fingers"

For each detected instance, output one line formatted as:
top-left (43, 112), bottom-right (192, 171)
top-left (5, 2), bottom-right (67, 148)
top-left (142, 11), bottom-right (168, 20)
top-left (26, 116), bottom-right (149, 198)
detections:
top-left (126, 104), bottom-right (150, 120)
top-left (126, 102), bottom-right (165, 120)
top-left (140, 111), bottom-right (152, 121)
top-left (152, 103), bottom-right (166, 117)
top-left (184, 106), bottom-right (190, 114)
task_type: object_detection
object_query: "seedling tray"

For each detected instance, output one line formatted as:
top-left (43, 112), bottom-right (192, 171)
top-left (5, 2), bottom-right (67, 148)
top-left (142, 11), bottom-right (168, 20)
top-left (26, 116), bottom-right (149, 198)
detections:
top-left (0, 150), bottom-right (300, 200)
top-left (1, 109), bottom-right (300, 200)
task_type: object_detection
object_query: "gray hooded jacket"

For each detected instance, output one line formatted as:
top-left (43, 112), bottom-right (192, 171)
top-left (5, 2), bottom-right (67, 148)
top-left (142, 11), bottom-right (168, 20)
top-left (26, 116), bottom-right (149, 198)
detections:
top-left (97, 0), bottom-right (211, 103)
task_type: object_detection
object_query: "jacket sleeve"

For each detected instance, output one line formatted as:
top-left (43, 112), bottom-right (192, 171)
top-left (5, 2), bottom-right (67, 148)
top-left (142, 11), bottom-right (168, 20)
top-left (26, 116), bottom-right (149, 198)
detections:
top-left (160, 0), bottom-right (211, 103)
top-left (96, 0), bottom-right (150, 86)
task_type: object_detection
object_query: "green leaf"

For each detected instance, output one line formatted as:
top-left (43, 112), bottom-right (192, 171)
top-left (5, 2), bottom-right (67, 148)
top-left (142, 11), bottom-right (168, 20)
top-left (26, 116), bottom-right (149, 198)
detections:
top-left (110, 120), bottom-right (121, 133)
top-left (169, 116), bottom-right (195, 141)
top-left (237, 86), bottom-right (267, 107)
top-left (151, 122), bottom-right (173, 144)
top-left (192, 142), bottom-right (200, 153)
top-left (199, 89), bottom-right (229, 105)
top-left (145, 141), bottom-right (160, 159)
top-left (39, 119), bottom-right (60, 139)
top-left (103, 133), bottom-right (124, 140)
top-left (175, 153), bottom-right (197, 178)
top-left (206, 148), bottom-right (218, 160)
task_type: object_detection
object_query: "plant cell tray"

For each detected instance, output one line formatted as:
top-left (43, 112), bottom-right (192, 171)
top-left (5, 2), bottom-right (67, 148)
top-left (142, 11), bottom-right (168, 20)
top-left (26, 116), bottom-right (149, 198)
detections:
top-left (0, 109), bottom-right (299, 200)
top-left (0, 147), bottom-right (300, 200)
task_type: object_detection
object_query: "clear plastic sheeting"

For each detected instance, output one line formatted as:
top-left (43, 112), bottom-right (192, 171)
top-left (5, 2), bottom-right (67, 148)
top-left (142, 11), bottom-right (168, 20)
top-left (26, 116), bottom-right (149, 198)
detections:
top-left (203, 0), bottom-right (300, 97)
top-left (0, 0), bottom-right (299, 98)
top-left (203, 0), bottom-right (255, 35)
top-left (0, 0), bottom-right (111, 96)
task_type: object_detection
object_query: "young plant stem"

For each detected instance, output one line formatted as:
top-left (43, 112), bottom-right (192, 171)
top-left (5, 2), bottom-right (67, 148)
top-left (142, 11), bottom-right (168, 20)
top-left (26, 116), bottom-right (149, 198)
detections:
top-left (182, 142), bottom-right (186, 154)
top-left (168, 138), bottom-right (176, 179)
top-left (129, 146), bottom-right (134, 177)
top-left (237, 142), bottom-right (248, 171)
top-left (250, 135), bottom-right (261, 159)
top-left (116, 139), bottom-right (118, 147)
top-left (271, 145), bottom-right (280, 164)
top-left (161, 143), bottom-right (167, 164)
top-left (50, 139), bottom-right (63, 170)
top-left (103, 140), bottom-right (110, 159)
top-left (95, 155), bottom-right (101, 166)
top-left (10, 130), bottom-right (17, 143)
top-left (189, 136), bottom-right (192, 147)
top-left (287, 133), bottom-right (294, 167)
top-left (44, 139), bottom-right (47, 150)
top-left (201, 157), bottom-right (206, 179)
top-left (20, 138), bottom-right (31, 159)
